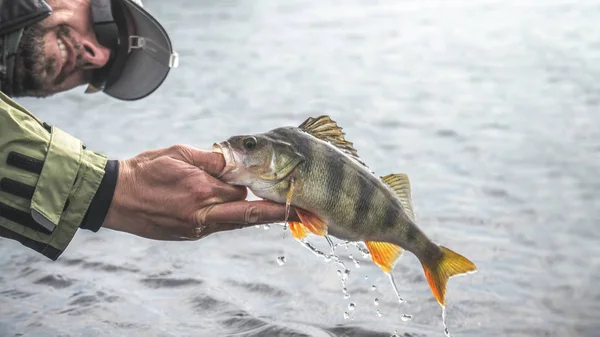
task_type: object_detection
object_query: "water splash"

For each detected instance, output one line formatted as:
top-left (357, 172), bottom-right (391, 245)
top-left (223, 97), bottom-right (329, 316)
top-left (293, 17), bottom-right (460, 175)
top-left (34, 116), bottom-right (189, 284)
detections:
top-left (283, 179), bottom-right (293, 233)
top-left (323, 235), bottom-right (355, 299)
top-left (355, 243), bottom-right (371, 258)
top-left (373, 298), bottom-right (379, 306)
top-left (387, 273), bottom-right (405, 304)
top-left (442, 307), bottom-right (452, 337)
top-left (277, 256), bottom-right (286, 266)
top-left (325, 235), bottom-right (336, 254)
top-left (348, 254), bottom-right (361, 268)
top-left (263, 224), bottom-right (271, 230)
top-left (348, 302), bottom-right (356, 311)
top-left (343, 311), bottom-right (350, 320)
top-left (376, 310), bottom-right (383, 317)
top-left (299, 238), bottom-right (352, 298)
top-left (371, 285), bottom-right (377, 291)
top-left (298, 239), bottom-right (332, 262)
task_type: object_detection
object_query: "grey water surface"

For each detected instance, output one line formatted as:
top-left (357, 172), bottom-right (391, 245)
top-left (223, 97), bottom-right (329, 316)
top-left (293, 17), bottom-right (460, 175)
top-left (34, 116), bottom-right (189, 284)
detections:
top-left (2, 0), bottom-right (600, 336)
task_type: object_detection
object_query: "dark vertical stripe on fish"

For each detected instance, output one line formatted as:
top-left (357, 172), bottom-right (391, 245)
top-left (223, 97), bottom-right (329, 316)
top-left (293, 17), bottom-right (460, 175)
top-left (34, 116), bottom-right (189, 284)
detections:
top-left (382, 201), bottom-right (398, 229)
top-left (351, 174), bottom-right (376, 231)
top-left (404, 221), bottom-right (420, 242)
top-left (324, 147), bottom-right (344, 211)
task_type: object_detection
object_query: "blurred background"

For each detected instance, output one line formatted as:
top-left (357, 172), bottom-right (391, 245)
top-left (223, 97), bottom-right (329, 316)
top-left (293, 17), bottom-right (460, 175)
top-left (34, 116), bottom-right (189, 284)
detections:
top-left (1, 0), bottom-right (599, 336)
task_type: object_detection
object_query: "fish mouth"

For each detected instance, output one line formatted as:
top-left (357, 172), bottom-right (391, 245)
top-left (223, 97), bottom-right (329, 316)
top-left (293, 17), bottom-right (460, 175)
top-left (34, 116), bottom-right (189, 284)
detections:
top-left (212, 141), bottom-right (236, 179)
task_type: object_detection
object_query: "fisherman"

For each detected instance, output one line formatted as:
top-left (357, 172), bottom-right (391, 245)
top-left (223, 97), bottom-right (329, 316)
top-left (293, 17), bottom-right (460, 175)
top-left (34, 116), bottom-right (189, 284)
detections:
top-left (0, 0), bottom-right (290, 260)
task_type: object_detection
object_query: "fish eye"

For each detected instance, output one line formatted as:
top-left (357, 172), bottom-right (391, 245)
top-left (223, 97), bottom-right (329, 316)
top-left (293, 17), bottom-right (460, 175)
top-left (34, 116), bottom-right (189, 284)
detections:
top-left (243, 137), bottom-right (257, 150)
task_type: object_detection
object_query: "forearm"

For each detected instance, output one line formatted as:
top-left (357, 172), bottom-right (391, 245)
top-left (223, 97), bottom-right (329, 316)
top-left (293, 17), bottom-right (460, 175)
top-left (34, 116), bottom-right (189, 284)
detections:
top-left (0, 91), bottom-right (115, 260)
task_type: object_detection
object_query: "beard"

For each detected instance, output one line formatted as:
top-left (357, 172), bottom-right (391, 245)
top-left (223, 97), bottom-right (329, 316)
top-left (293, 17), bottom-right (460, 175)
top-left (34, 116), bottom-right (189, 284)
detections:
top-left (12, 24), bottom-right (85, 97)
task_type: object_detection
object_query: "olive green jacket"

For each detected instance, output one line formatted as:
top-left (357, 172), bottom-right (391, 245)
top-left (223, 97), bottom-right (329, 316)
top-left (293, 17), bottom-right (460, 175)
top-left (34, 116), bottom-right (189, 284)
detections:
top-left (0, 91), bottom-right (107, 260)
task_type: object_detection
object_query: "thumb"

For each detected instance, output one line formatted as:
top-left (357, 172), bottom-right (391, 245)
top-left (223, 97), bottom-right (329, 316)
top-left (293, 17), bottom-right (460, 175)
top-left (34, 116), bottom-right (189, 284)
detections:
top-left (172, 145), bottom-right (226, 176)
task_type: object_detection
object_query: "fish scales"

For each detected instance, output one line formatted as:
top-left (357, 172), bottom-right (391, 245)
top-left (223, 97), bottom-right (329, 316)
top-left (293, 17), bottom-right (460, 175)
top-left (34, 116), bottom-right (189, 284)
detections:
top-left (281, 128), bottom-right (414, 244)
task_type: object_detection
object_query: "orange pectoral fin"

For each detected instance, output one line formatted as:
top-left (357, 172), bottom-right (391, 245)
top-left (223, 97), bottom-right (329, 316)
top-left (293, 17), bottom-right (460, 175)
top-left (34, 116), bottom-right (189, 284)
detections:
top-left (365, 241), bottom-right (405, 273)
top-left (295, 208), bottom-right (327, 236)
top-left (289, 221), bottom-right (309, 239)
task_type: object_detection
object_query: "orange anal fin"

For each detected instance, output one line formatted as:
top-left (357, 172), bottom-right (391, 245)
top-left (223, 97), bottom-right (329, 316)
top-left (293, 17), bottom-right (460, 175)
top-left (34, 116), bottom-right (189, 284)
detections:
top-left (288, 221), bottom-right (309, 240)
top-left (420, 245), bottom-right (477, 307)
top-left (295, 208), bottom-right (327, 236)
top-left (365, 241), bottom-right (404, 273)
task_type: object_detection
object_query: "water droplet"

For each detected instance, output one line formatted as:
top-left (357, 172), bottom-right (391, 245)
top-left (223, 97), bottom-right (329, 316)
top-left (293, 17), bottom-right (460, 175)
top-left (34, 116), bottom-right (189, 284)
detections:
top-left (401, 314), bottom-right (413, 321)
top-left (348, 303), bottom-right (356, 311)
top-left (263, 224), bottom-right (270, 230)
top-left (374, 298), bottom-right (379, 306)
top-left (254, 225), bottom-right (261, 229)
top-left (371, 285), bottom-right (377, 291)
top-left (277, 256), bottom-right (286, 266)
top-left (342, 269), bottom-right (350, 281)
top-left (388, 273), bottom-right (405, 304)
top-left (337, 270), bottom-right (342, 277)
top-left (343, 311), bottom-right (350, 320)
top-left (364, 275), bottom-right (368, 280)
top-left (344, 293), bottom-right (350, 299)
top-left (376, 310), bottom-right (383, 317)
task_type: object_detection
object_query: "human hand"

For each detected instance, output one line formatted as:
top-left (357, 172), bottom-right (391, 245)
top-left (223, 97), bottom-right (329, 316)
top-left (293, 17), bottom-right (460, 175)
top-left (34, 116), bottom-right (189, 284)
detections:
top-left (102, 145), bottom-right (297, 240)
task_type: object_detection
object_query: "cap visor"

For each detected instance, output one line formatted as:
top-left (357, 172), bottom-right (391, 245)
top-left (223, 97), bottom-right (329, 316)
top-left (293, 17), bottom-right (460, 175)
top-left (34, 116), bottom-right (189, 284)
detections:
top-left (103, 0), bottom-right (174, 101)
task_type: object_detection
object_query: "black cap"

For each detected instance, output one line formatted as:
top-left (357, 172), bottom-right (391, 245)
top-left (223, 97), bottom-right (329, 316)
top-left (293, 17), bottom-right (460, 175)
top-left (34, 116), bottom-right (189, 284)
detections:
top-left (85, 0), bottom-right (178, 101)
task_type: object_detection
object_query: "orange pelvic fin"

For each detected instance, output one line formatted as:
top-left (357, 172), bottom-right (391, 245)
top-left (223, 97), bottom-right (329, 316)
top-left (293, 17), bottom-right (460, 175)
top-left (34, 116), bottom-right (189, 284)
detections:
top-left (295, 208), bottom-right (327, 236)
top-left (420, 246), bottom-right (477, 307)
top-left (365, 241), bottom-right (404, 273)
top-left (288, 221), bottom-right (309, 239)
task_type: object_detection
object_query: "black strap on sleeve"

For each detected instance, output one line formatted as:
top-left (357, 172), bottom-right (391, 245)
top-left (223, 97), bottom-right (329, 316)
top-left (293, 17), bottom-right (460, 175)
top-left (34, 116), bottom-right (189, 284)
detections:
top-left (0, 177), bottom-right (34, 199)
top-left (79, 159), bottom-right (119, 232)
top-left (0, 202), bottom-right (52, 234)
top-left (6, 151), bottom-right (44, 174)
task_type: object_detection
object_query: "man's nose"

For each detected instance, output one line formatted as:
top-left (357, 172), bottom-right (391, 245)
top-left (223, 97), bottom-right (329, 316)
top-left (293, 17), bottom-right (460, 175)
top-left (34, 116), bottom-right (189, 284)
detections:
top-left (80, 39), bottom-right (111, 69)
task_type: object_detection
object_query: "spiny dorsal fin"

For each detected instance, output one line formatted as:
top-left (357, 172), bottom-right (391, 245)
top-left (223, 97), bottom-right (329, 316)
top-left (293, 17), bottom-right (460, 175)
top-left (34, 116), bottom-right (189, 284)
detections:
top-left (298, 115), bottom-right (368, 168)
top-left (381, 173), bottom-right (416, 222)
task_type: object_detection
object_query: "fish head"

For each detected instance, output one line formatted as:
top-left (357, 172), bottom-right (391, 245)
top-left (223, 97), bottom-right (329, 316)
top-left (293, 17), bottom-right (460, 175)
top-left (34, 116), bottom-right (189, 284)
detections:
top-left (213, 132), bottom-right (304, 191)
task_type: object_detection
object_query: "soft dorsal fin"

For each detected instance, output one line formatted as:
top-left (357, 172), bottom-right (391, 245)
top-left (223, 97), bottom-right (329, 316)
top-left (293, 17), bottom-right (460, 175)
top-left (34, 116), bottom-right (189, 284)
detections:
top-left (381, 173), bottom-right (416, 222)
top-left (298, 115), bottom-right (368, 168)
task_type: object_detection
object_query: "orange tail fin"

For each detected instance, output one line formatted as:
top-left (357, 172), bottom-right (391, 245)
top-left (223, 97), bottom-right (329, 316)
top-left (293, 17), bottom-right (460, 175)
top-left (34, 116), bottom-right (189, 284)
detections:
top-left (420, 246), bottom-right (476, 307)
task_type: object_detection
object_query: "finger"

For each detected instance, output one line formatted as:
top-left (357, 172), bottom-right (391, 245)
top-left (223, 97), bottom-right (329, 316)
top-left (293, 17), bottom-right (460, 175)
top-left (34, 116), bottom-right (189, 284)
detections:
top-left (200, 173), bottom-right (248, 203)
top-left (192, 151), bottom-right (226, 176)
top-left (194, 200), bottom-right (300, 226)
top-left (170, 145), bottom-right (225, 176)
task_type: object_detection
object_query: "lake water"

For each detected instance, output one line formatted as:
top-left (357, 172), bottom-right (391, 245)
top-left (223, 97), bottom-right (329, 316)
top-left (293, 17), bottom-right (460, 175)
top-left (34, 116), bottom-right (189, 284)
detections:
top-left (2, 0), bottom-right (599, 336)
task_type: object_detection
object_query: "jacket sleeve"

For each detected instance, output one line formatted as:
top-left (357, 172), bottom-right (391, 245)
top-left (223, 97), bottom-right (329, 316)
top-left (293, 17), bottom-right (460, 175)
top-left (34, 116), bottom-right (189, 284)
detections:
top-left (0, 91), bottom-right (118, 260)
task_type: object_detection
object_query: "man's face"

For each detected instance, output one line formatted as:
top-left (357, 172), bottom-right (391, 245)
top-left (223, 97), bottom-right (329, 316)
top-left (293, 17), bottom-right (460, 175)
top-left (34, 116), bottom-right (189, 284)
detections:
top-left (12, 0), bottom-right (112, 97)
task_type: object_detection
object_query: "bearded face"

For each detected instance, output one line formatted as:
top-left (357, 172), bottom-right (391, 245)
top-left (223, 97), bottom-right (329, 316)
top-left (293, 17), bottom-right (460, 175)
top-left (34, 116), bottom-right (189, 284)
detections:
top-left (12, 24), bottom-right (89, 97)
top-left (9, 0), bottom-right (112, 98)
